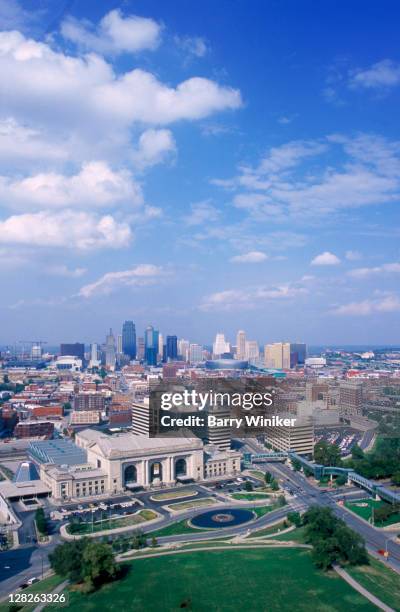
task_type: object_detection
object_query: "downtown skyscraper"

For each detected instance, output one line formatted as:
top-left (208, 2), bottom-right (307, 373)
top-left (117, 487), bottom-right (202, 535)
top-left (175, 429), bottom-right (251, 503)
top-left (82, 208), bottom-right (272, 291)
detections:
top-left (122, 320), bottom-right (136, 360)
top-left (144, 325), bottom-right (159, 366)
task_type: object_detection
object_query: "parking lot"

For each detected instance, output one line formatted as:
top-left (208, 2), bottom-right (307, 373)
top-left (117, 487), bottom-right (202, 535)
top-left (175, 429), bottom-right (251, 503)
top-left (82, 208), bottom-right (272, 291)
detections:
top-left (51, 496), bottom-right (140, 522)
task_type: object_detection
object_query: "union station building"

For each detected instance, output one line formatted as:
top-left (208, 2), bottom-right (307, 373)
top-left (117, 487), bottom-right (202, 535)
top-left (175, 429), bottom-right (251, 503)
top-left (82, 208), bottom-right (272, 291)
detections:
top-left (38, 429), bottom-right (241, 500)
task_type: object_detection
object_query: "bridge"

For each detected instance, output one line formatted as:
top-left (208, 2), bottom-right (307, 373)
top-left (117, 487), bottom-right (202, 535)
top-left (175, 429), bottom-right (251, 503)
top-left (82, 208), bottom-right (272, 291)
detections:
top-left (243, 449), bottom-right (400, 505)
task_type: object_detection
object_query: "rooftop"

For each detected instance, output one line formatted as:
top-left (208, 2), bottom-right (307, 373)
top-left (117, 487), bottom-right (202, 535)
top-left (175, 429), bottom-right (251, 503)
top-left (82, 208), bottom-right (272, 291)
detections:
top-left (29, 438), bottom-right (87, 466)
top-left (76, 429), bottom-right (203, 458)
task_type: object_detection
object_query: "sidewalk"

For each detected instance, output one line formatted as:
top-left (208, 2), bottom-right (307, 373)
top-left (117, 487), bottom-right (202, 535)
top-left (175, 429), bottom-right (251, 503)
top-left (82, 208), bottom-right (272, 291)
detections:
top-left (333, 564), bottom-right (395, 612)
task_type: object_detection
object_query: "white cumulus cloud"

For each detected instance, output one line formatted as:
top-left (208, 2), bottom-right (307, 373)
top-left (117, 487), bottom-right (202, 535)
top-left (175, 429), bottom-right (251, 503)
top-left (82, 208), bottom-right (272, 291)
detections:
top-left (0, 161), bottom-right (143, 210)
top-left (0, 210), bottom-right (132, 250)
top-left (230, 251), bottom-right (268, 263)
top-left (132, 129), bottom-right (176, 169)
top-left (350, 60), bottom-right (400, 90)
top-left (61, 10), bottom-right (162, 55)
top-left (348, 262), bottom-right (400, 278)
top-left (78, 264), bottom-right (163, 297)
top-left (311, 251), bottom-right (341, 266)
top-left (331, 295), bottom-right (400, 316)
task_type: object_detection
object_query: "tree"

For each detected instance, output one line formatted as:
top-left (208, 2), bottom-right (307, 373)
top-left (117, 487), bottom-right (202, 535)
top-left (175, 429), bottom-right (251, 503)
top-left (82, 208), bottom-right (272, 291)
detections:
top-left (303, 505), bottom-right (368, 570)
top-left (335, 474), bottom-right (347, 487)
top-left (49, 540), bottom-right (89, 583)
top-left (291, 458), bottom-right (302, 471)
top-left (3, 374), bottom-right (9, 384)
top-left (63, 402), bottom-right (72, 411)
top-left (132, 530), bottom-right (146, 549)
top-left (287, 511), bottom-right (302, 527)
top-left (264, 471), bottom-right (272, 484)
top-left (244, 480), bottom-right (253, 492)
top-left (314, 441), bottom-right (342, 467)
top-left (277, 495), bottom-right (286, 507)
top-left (82, 541), bottom-right (117, 590)
top-left (311, 536), bottom-right (341, 570)
top-left (35, 508), bottom-right (48, 536)
top-left (392, 472), bottom-right (400, 486)
top-left (151, 536), bottom-right (157, 548)
top-left (351, 445), bottom-right (364, 460)
top-left (270, 479), bottom-right (279, 491)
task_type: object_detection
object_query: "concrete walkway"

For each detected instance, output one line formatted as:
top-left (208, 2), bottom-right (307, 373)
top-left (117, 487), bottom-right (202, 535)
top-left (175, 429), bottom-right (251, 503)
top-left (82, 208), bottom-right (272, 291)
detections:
top-left (32, 578), bottom-right (69, 612)
top-left (333, 564), bottom-right (395, 612)
top-left (118, 542), bottom-right (311, 562)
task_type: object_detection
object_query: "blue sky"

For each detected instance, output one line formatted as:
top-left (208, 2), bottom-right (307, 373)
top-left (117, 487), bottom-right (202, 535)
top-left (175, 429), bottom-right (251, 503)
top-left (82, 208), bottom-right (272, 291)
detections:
top-left (1, 0), bottom-right (400, 346)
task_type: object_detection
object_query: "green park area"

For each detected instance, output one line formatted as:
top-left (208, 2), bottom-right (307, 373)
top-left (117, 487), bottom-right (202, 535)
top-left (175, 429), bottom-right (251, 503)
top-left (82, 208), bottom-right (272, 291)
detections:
top-left (166, 497), bottom-right (216, 511)
top-left (0, 574), bottom-right (64, 612)
top-left (230, 492), bottom-right (271, 501)
top-left (148, 518), bottom-right (204, 537)
top-left (62, 549), bottom-right (377, 612)
top-left (345, 498), bottom-right (400, 526)
top-left (347, 556), bottom-right (400, 612)
top-left (150, 488), bottom-right (197, 502)
top-left (67, 509), bottom-right (157, 535)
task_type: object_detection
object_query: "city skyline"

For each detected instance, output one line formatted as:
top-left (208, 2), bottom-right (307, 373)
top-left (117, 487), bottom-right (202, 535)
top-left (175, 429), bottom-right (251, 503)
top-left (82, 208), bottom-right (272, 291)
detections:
top-left (1, 1), bottom-right (400, 344)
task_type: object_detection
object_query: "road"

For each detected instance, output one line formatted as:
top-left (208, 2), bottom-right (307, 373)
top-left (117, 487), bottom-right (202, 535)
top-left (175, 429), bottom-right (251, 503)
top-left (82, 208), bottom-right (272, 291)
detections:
top-left (2, 438), bottom-right (399, 598)
top-left (244, 438), bottom-right (400, 573)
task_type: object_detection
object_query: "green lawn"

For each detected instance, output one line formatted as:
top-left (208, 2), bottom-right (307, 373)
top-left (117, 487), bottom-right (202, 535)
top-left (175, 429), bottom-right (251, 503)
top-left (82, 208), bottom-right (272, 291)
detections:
top-left (166, 497), bottom-right (216, 511)
top-left (230, 492), bottom-right (271, 501)
top-left (0, 574), bottom-right (64, 612)
top-left (67, 509), bottom-right (158, 534)
top-left (274, 526), bottom-right (308, 543)
top-left (248, 470), bottom-right (266, 480)
top-left (147, 519), bottom-right (203, 537)
top-left (253, 501), bottom-right (285, 517)
top-left (249, 521), bottom-right (288, 538)
top-left (150, 489), bottom-right (197, 501)
top-left (347, 556), bottom-right (400, 612)
top-left (62, 549), bottom-right (376, 611)
top-left (345, 499), bottom-right (400, 526)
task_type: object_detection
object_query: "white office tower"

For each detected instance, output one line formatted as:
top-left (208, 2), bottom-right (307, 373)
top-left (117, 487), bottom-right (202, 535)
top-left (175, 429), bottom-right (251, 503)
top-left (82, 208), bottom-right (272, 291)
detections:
top-left (131, 398), bottom-right (151, 435)
top-left (178, 339), bottom-right (190, 362)
top-left (236, 330), bottom-right (246, 360)
top-left (89, 343), bottom-right (100, 368)
top-left (245, 340), bottom-right (259, 363)
top-left (31, 345), bottom-right (42, 359)
top-left (213, 333), bottom-right (230, 357)
top-left (264, 342), bottom-right (290, 369)
top-left (189, 343), bottom-right (203, 364)
top-left (117, 334), bottom-right (123, 354)
top-left (105, 329), bottom-right (116, 370)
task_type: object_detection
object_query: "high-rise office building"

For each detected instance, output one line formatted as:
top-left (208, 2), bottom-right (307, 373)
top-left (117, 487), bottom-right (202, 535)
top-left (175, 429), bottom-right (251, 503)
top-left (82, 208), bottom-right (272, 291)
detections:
top-left (166, 335), bottom-right (178, 361)
top-left (178, 339), bottom-right (190, 361)
top-left (158, 333), bottom-right (164, 361)
top-left (265, 415), bottom-right (314, 455)
top-left (105, 329), bottom-right (116, 370)
top-left (31, 345), bottom-right (42, 359)
top-left (290, 343), bottom-right (307, 367)
top-left (213, 333), bottom-right (230, 358)
top-left (89, 343), bottom-right (100, 368)
top-left (264, 342), bottom-right (291, 369)
top-left (245, 340), bottom-right (259, 363)
top-left (236, 330), bottom-right (246, 360)
top-left (137, 337), bottom-right (145, 360)
top-left (60, 343), bottom-right (85, 361)
top-left (339, 380), bottom-right (364, 416)
top-left (145, 326), bottom-right (159, 366)
top-left (122, 321), bottom-right (136, 359)
top-left (189, 343), bottom-right (203, 364)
